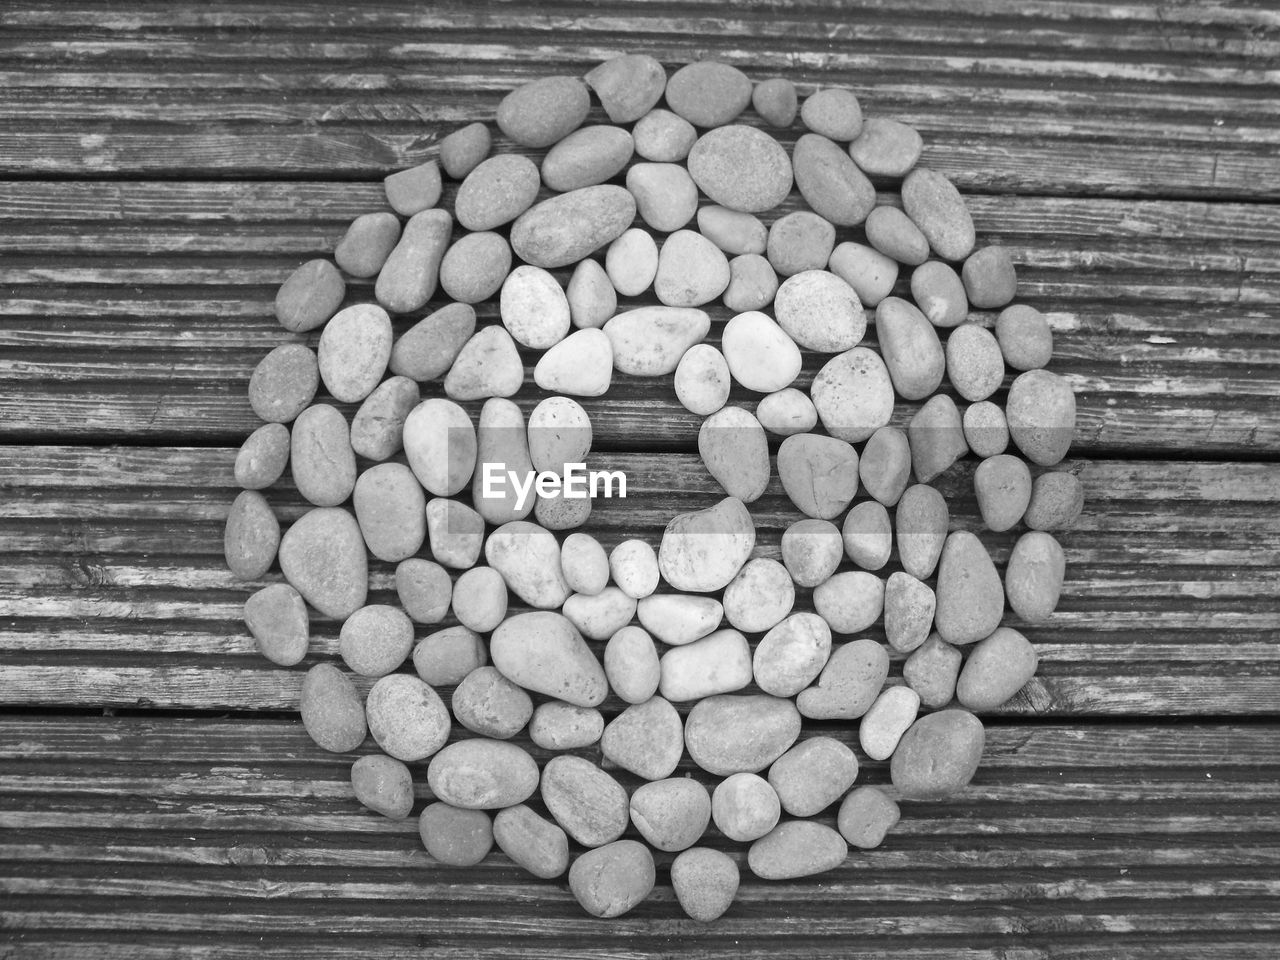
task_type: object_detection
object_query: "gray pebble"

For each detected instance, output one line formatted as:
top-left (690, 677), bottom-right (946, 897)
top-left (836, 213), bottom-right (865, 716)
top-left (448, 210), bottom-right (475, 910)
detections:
top-left (339, 604), bottom-right (414, 677)
top-left (248, 343), bottom-right (317, 424)
top-left (300, 663), bottom-right (366, 753)
top-left (420, 802), bottom-right (493, 867)
top-left (768, 736), bottom-right (859, 817)
top-left (413, 625), bottom-right (486, 687)
top-left (542, 754), bottom-right (630, 847)
top-left (439, 121), bottom-right (490, 179)
top-left (224, 490), bottom-right (279, 580)
top-left (452, 665), bottom-right (534, 739)
top-left (903, 633), bottom-right (962, 708)
top-left (492, 804), bottom-right (567, 878)
top-left (366, 673), bottom-right (450, 761)
top-left (351, 754), bottom-right (414, 820)
top-left (244, 583), bottom-right (308, 666)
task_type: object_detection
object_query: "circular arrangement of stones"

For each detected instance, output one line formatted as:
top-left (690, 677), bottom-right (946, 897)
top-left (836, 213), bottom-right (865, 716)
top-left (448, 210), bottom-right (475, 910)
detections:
top-left (225, 52), bottom-right (1082, 922)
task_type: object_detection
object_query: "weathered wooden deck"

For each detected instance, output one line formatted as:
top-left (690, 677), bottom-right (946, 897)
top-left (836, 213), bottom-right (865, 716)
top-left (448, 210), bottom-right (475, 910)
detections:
top-left (2, 2), bottom-right (1279, 957)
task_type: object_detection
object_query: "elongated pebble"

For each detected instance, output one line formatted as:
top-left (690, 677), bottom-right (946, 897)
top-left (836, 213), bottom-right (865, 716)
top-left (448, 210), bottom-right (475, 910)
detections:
top-left (318, 303), bottom-right (392, 403)
top-left (934, 531), bottom-right (1005, 645)
top-left (767, 737), bottom-right (858, 817)
top-left (1006, 369), bottom-right (1076, 466)
top-left (542, 125), bottom-right (634, 192)
top-left (300, 663), bottom-right (365, 752)
top-left (389, 302), bottom-right (475, 382)
top-left (896, 483), bottom-right (949, 580)
top-left (957, 626), bottom-right (1039, 710)
top-left (884, 571), bottom-right (935, 654)
top-left (289, 404), bottom-right (355, 508)
top-left (351, 754), bottom-right (414, 820)
top-left (567, 259), bottom-right (617, 332)
top-left (248, 343), bottom-right (317, 424)
top-left (659, 629), bottom-right (753, 702)
top-left (439, 121), bottom-right (490, 179)
top-left (606, 227), bottom-right (658, 297)
top-left (413, 626), bottom-right (486, 687)
top-left (491, 611), bottom-right (607, 708)
top-left (528, 701), bottom-right (605, 751)
top-left (455, 154), bottom-right (541, 231)
top-left (947, 323), bottom-right (1005, 402)
top-left (497, 75), bottom-right (589, 148)
top-left (375, 209), bottom-right (452, 315)
top-left (963, 245), bottom-right (1018, 309)
top-left (511, 185), bottom-right (636, 269)
top-left (334, 212), bottom-right (400, 278)
top-left (384, 160), bottom-right (441, 217)
top-left (997, 304), bottom-right (1054, 371)
top-left (604, 626), bottom-right (661, 705)
top-left (842, 500), bottom-right (892, 571)
top-left (428, 738), bottom-right (539, 809)
top-left (829, 241), bottom-right (897, 307)
top-left (974, 453), bottom-right (1032, 532)
top-left (637, 594), bottom-right (724, 646)
top-left (877, 296), bottom-right (945, 400)
top-left (501, 265), bottom-right (570, 350)
top-left (964, 400), bottom-right (1010, 458)
top-left (485, 521), bottom-right (572, 609)
top-left (275, 259), bottom-right (344, 333)
top-left (610, 540), bottom-right (659, 600)
top-left (674, 343), bottom-right (731, 416)
top-left (698, 405), bottom-right (771, 502)
top-left (911, 260), bottom-right (968, 327)
top-left (859, 426), bottom-right (912, 507)
top-left (605, 306), bottom-right (710, 376)
top-left (1005, 531), bottom-right (1066, 622)
top-left (353, 462), bottom-right (425, 562)
top-left (665, 61), bottom-right (751, 127)
top-left (698, 206), bottom-right (767, 256)
top-left (796, 638), bottom-right (889, 721)
top-left (859, 685), bottom-right (920, 760)
top-left (866, 206), bottom-right (929, 266)
top-left (471, 399), bottom-right (535, 525)
top-left (908, 394), bottom-right (968, 483)
top-left (756, 387), bottom-right (817, 436)
top-left (753, 612), bottom-right (832, 698)
top-left (748, 821), bottom-right (847, 879)
top-left (493, 804), bottom-right (568, 879)
top-left (350, 375), bottom-right (417, 462)
top-left (792, 133), bottom-right (875, 226)
top-left (562, 587), bottom-right (636, 642)
top-left (901, 168), bottom-right (975, 262)
top-left (403, 397), bottom-right (475, 498)
top-left (627, 162), bottom-right (698, 233)
top-left (234, 422), bottom-right (289, 491)
top-left (542, 755), bottom-right (629, 848)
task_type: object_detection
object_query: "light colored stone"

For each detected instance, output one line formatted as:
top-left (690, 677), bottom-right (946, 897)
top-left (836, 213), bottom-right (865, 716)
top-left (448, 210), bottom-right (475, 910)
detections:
top-left (627, 162), bottom-right (698, 233)
top-left (1006, 531), bottom-right (1066, 623)
top-left (934, 531), bottom-right (1005, 645)
top-left (534, 327), bottom-right (613, 397)
top-left (425, 498), bottom-right (484, 570)
top-left (394, 559), bottom-right (452, 625)
top-left (1007, 369), bottom-right (1076, 466)
top-left (896, 484), bottom-right (949, 580)
top-left (712, 773), bottom-right (781, 842)
top-left (947, 323), bottom-right (1006, 402)
top-left (877, 296), bottom-right (945, 400)
top-left (842, 500), bottom-right (892, 571)
top-left (909, 393), bottom-right (969, 483)
top-left (810, 346), bottom-right (894, 442)
top-left (566, 258), bottom-right (617, 330)
top-left (658, 497), bottom-right (755, 593)
top-left (686, 125), bottom-right (793, 213)
top-left (542, 754), bottom-right (629, 847)
top-left (659, 628), bottom-right (752, 702)
top-left (829, 241), bottom-right (897, 307)
top-left (671, 848), bottom-right (739, 922)
top-left (753, 612), bottom-right (832, 698)
top-left (300, 663), bottom-right (365, 753)
top-left (605, 227), bottom-right (658, 296)
top-left (568, 840), bottom-right (655, 919)
top-left (452, 666), bottom-right (534, 740)
top-left (630, 778), bottom-right (711, 852)
top-left (390, 302), bottom-right (475, 382)
top-left (997, 304), bottom-right (1054, 371)
top-left (674, 343), bottom-right (731, 416)
top-left (450, 567), bottom-right (508, 634)
top-left (527, 396), bottom-right (592, 476)
top-left (903, 633), bottom-right (962, 709)
top-left (351, 376), bottom-right (418, 462)
top-left (375, 209), bottom-right (451, 314)
top-left (891, 709), bottom-right (985, 799)
top-left (773, 269), bottom-right (865, 352)
top-left (685, 694), bottom-right (802, 776)
top-left (792, 133), bottom-right (875, 226)
top-left (510, 185), bottom-right (637, 269)
top-left (278, 507), bottom-right (367, 619)
top-left (496, 75), bottom-right (590, 147)
top-left (655, 229), bottom-right (731, 307)
top-left (455, 154), bottom-right (541, 231)
top-left (528, 702), bottom-right (605, 751)
top-left (353, 462), bottom-right (425, 563)
top-left (859, 685), bottom-right (921, 760)
top-left (585, 54), bottom-right (666, 123)
top-left (403, 398), bottom-right (475, 498)
top-left (562, 587), bottom-right (637, 641)
top-left (472, 398), bottom-right (535, 525)
top-left (542, 124), bottom-right (634, 191)
top-left (604, 306), bottom-right (710, 376)
top-left (768, 737), bottom-right (859, 817)
top-left (636, 594), bottom-right (724, 646)
top-left (244, 583), bottom-right (308, 666)
top-left (560, 532), bottom-right (610, 596)
top-left (748, 821), bottom-right (847, 879)
top-left (632, 108), bottom-right (696, 162)
top-left (837, 786), bottom-right (900, 849)
top-left (339, 604), bottom-right (414, 677)
top-left (721, 310), bottom-right (801, 392)
top-left (493, 804), bottom-right (568, 879)
top-left (490, 611), bottom-right (607, 708)
top-left (911, 260), bottom-right (968, 327)
top-left (756, 388), bottom-right (817, 436)
top-left (604, 626), bottom-right (661, 705)
top-left (780, 518), bottom-right (843, 588)
top-left (796, 638), bottom-right (889, 720)
top-left (602, 696), bottom-right (684, 781)
top-left (413, 626), bottom-right (487, 687)
top-left (366, 673), bottom-right (450, 762)
top-left (427, 738), bottom-right (540, 808)
top-left (443, 325), bottom-right (523, 401)
top-left (289, 403), bottom-right (355, 507)
top-left (698, 406), bottom-right (771, 503)
top-left (849, 118), bottom-right (922, 177)
top-left (420, 802), bottom-right (494, 867)
top-left (777, 432), bottom-right (860, 520)
top-left (884, 572), bottom-right (936, 654)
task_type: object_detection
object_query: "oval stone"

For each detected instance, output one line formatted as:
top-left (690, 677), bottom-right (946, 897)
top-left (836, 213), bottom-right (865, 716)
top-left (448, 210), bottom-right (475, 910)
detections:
top-left (767, 736), bottom-right (859, 818)
top-left (224, 490), bottom-right (279, 580)
top-left (753, 612), bottom-right (832, 698)
top-left (777, 432), bottom-right (860, 520)
top-left (655, 229), bottom-right (731, 307)
top-left (963, 245), bottom-right (1018, 309)
top-left (439, 231), bottom-right (512, 304)
top-left (974, 453), bottom-right (1033, 532)
top-left (389, 302), bottom-right (476, 382)
top-left (542, 755), bottom-right (630, 848)
top-left (792, 133), bottom-right (875, 226)
top-left (748, 821), bottom-right (848, 880)
top-left (604, 625), bottom-right (661, 705)
top-left (275, 259), bottom-right (344, 333)
top-left (712, 773), bottom-right (781, 842)
top-left (901, 168), bottom-right (976, 262)
top-left (674, 343), bottom-right (731, 416)
top-left (859, 685), bottom-right (921, 760)
top-left (658, 497), bottom-right (755, 592)
top-left (289, 404), bottom-right (355, 508)
top-left (891, 709), bottom-right (986, 799)
top-left (234, 422), bottom-right (290, 490)
top-left (366, 673), bottom-right (451, 762)
top-left (439, 121), bottom-right (491, 179)
top-left (934, 531), bottom-right (1005, 645)
top-left (698, 405), bottom-right (771, 503)
top-left (351, 754), bottom-right (414, 820)
top-left (528, 702), bottom-right (605, 752)
top-left (353, 462), bottom-right (425, 563)
top-left (997, 304), bottom-right (1054, 371)
top-left (493, 804), bottom-right (569, 879)
top-left (632, 108), bottom-right (696, 162)
top-left (884, 571), bottom-right (936, 654)
top-left (698, 205), bottom-right (767, 256)
top-left (801, 87), bottom-right (862, 140)
top-left (842, 499), bottom-right (892, 571)
top-left (829, 241), bottom-right (897, 307)
top-left (452, 666), bottom-right (534, 740)
top-left (510, 185), bottom-right (637, 269)
top-left (248, 343), bottom-right (318, 424)
top-left (609, 540), bottom-right (659, 600)
top-left (723, 558), bottom-right (794, 634)
top-left (774, 269), bottom-right (865, 353)
top-left (300, 663), bottom-right (365, 753)
top-left (664, 61), bottom-right (751, 127)
top-left (421, 802), bottom-right (494, 868)
top-left (500, 265), bottom-right (570, 350)
top-left (796, 638), bottom-right (889, 721)
top-left (947, 322), bottom-right (1006, 402)
top-left (395, 558), bottom-right (451, 625)
top-left (756, 387), bottom-right (817, 436)
top-left (659, 628), bottom-right (753, 703)
top-left (334, 211), bottom-right (400, 279)
top-left (602, 696), bottom-right (684, 781)
top-left (859, 426), bottom-right (912, 507)
top-left (485, 521), bottom-right (572, 609)
top-left (911, 260), bottom-right (969, 328)
top-left (813, 570), bottom-right (885, 634)
top-left (427, 738), bottom-right (540, 809)
top-left (562, 587), bottom-right (636, 642)
top-left (413, 626), bottom-right (487, 687)
top-left (339, 604), bottom-right (414, 677)
top-left (909, 394), bottom-right (969, 483)
top-left (896, 483), bottom-right (949, 580)
top-left (496, 75), bottom-right (590, 148)
top-left (721, 310), bottom-right (801, 392)
top-left (451, 567), bottom-right (508, 634)
top-left (244, 583), bottom-right (307, 666)
top-left (318, 303), bottom-right (392, 403)
top-left (1006, 531), bottom-right (1066, 622)
top-left (542, 125), bottom-right (634, 191)
top-left (569, 840), bottom-right (655, 919)
top-left (636, 594), bottom-right (724, 646)
top-left (876, 296), bottom-right (945, 400)
top-left (375, 209), bottom-right (451, 315)
top-left (964, 400), bottom-right (1011, 458)
top-left (606, 227), bottom-right (659, 297)
top-left (629, 778), bottom-right (711, 853)
top-left (866, 206), bottom-right (930, 266)
top-left (780, 518), bottom-right (843, 589)
top-left (684, 694), bottom-right (801, 776)
top-left (810, 347), bottom-right (894, 442)
top-left (849, 118), bottom-right (923, 177)
top-left (455, 154), bottom-right (541, 232)
top-left (1007, 369), bottom-right (1077, 466)
top-left (350, 376), bottom-right (419, 462)
top-left (723, 254), bottom-right (779, 312)
top-left (278, 507), bottom-right (367, 618)
top-left (628, 162), bottom-right (698, 233)
top-left (402, 398), bottom-right (476, 498)
top-left (384, 160), bottom-right (441, 217)
top-left (686, 125), bottom-right (793, 213)
top-left (957, 626), bottom-right (1040, 711)
top-left (490, 611), bottom-right (607, 708)
top-left (425, 498), bottom-right (485, 570)
top-left (752, 77), bottom-right (798, 127)
top-left (1025, 471), bottom-right (1085, 531)
top-left (472, 398), bottom-right (535, 525)
top-left (534, 327), bottom-right (613, 397)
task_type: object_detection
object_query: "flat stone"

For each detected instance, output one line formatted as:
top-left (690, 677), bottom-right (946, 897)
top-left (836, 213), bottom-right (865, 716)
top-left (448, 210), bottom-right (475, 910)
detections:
top-left (756, 387), bottom-right (817, 436)
top-left (384, 160), bottom-right (441, 216)
top-left (723, 254), bottom-right (779, 312)
top-left (963, 245), bottom-right (1018, 309)
top-left (375, 209), bottom-right (451, 315)
top-left (655, 229), bottom-right (731, 307)
top-left (779, 519), bottom-right (843, 588)
top-left (997, 304), bottom-right (1054, 371)
top-left (684, 694), bottom-right (801, 776)
top-left (427, 738), bottom-right (540, 808)
top-left (403, 397), bottom-right (476, 498)
top-left (636, 594), bottom-right (724, 646)
top-left (1007, 369), bottom-right (1077, 466)
top-left (471, 397), bottom-right (534, 525)
top-left (896, 484), bottom-right (949, 580)
top-left (439, 121), bottom-right (490, 179)
top-left (801, 87), bottom-right (862, 140)
top-left (865, 206), bottom-right (929, 266)
top-left (485, 521), bottom-right (572, 609)
top-left (671, 848), bottom-right (739, 922)
top-left (451, 567), bottom-right (508, 633)
top-left (604, 306), bottom-right (710, 376)
top-left (674, 343), bottom-right (731, 416)
top-left (289, 404), bottom-right (355, 508)
top-left (350, 376), bottom-right (419, 462)
top-left (275, 259), bottom-right (344, 333)
top-left (1025, 471), bottom-right (1085, 531)
top-left (859, 685), bottom-right (921, 761)
top-left (911, 260), bottom-right (968, 327)
top-left (562, 587), bottom-right (637, 641)
top-left (946, 322), bottom-right (1006, 402)
top-left (394, 558), bottom-right (452, 625)
top-left (698, 406), bottom-right (771, 502)
top-left (658, 497), bottom-right (755, 593)
top-left (721, 310), bottom-right (801, 392)
top-left (813, 570), bottom-right (885, 634)
top-left (664, 61), bottom-right (751, 127)
top-left (901, 168), bottom-right (976, 262)
top-left (903, 633), bottom-right (962, 709)
top-left (452, 666), bottom-right (534, 739)
top-left (748, 821), bottom-right (847, 879)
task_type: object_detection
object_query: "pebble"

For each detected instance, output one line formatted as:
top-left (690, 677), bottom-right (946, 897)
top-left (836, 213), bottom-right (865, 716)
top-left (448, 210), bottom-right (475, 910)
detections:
top-left (527, 396), bottom-right (592, 475)
top-left (767, 211), bottom-right (836, 277)
top-left (563, 587), bottom-right (637, 641)
top-left (534, 327), bottom-right (613, 397)
top-left (510, 185), bottom-right (637, 269)
top-left (421, 803), bottom-right (494, 868)
top-left (248, 343), bottom-right (318, 424)
top-left (334, 212), bottom-right (400, 278)
top-left (472, 398), bottom-right (535, 525)
top-left (350, 376), bottom-right (418, 462)
top-left (278, 507), bottom-right (367, 618)
top-left (500, 265), bottom-right (570, 350)
top-left (528, 702), bottom-right (605, 751)
top-left (542, 755), bottom-right (630, 848)
top-left (602, 696), bottom-right (684, 781)
top-left (604, 306), bottom-right (711, 376)
top-left (665, 61), bottom-right (752, 127)
top-left (911, 260), bottom-right (969, 327)
top-left (752, 77), bottom-right (798, 127)
top-left (390, 302), bottom-right (476, 382)
top-left (859, 426), bottom-right (912, 507)
top-left (860, 685), bottom-right (921, 760)
top-left (792, 133), bottom-right (876, 226)
top-left (901, 168), bottom-right (976, 262)
top-left (244, 583), bottom-right (307, 666)
top-left (490, 611), bottom-right (607, 707)
top-left (586, 53), bottom-right (667, 123)
top-left (697, 206), bottom-right (767, 255)
top-left (896, 484), bottom-right (950, 580)
top-left (353, 463), bottom-right (425, 562)
top-left (686, 125), bottom-right (793, 213)
top-left (891, 708), bottom-right (986, 799)
top-left (366, 673), bottom-right (451, 762)
top-left (610, 540), bottom-right (659, 599)
top-left (768, 737), bottom-right (859, 818)
top-left (300, 663), bottom-right (366, 752)
top-left (996, 304), bottom-right (1054, 371)
top-left (439, 231), bottom-right (512, 304)
top-left (1006, 531), bottom-right (1066, 622)
top-left (454, 154), bottom-right (541, 231)
top-left (963, 245), bottom-right (1018, 309)
top-left (605, 227), bottom-right (658, 297)
top-left (450, 567), bottom-right (508, 633)
top-left (636, 594), bottom-right (724, 646)
top-left (877, 296), bottom-right (946, 400)
top-left (439, 121), bottom-right (490, 179)
top-left (627, 162), bottom-right (698, 233)
top-left (842, 500), bottom-right (892, 571)
top-left (685, 694), bottom-right (802, 776)
top-left (1007, 369), bottom-right (1076, 466)
top-left (534, 491), bottom-right (593, 532)
top-left (339, 604), bottom-right (414, 677)
top-left (452, 665), bottom-right (535, 739)
top-left (828, 241), bottom-right (897, 307)
top-left (289, 404), bottom-right (355, 508)
top-left (757, 388), bottom-right (818, 436)
top-left (837, 786), bottom-right (900, 849)
top-left (904, 633), bottom-right (963, 709)
top-left (773, 269), bottom-right (865, 353)
top-left (566, 259), bottom-right (616, 330)
top-left (866, 206), bottom-right (930, 266)
top-left (560, 532), bottom-right (610, 596)
top-left (698, 406), bottom-right (771, 502)
top-left (659, 629), bottom-right (753, 702)
top-left (413, 626), bottom-right (487, 687)
top-left (351, 755), bottom-right (414, 820)
top-left (395, 558), bottom-right (452, 625)
top-left (909, 394), bottom-right (969, 483)
top-left (235, 423), bottom-right (290, 490)
top-left (958, 627), bottom-right (1039, 711)
top-left (810, 346), bottom-right (895, 442)
top-left (964, 400), bottom-right (1010, 458)
top-left (224, 490), bottom-right (279, 580)
top-left (796, 638), bottom-right (889, 720)
top-left (427, 738), bottom-right (540, 809)
top-left (672, 848), bottom-right (739, 922)
top-left (656, 230), bottom-right (732, 307)
top-left (658, 496), bottom-right (755, 592)
top-left (753, 612), bottom-right (832, 697)
top-left (674, 343), bottom-right (731, 415)
top-left (492, 804), bottom-right (568, 878)
top-left (384, 160), bottom-right (441, 217)
top-left (801, 87), bottom-right (862, 140)
top-left (934, 531), bottom-right (1005, 645)
top-left (275, 259), bottom-right (344, 333)
top-left (849, 118), bottom-right (923, 177)
top-left (542, 125), bottom-right (634, 192)
top-left (813, 570), bottom-right (885, 634)
top-left (777, 433), bottom-right (860, 520)
top-left (780, 519), bottom-right (844, 588)
top-left (724, 558), bottom-right (794, 634)
top-left (1025, 471), bottom-right (1085, 531)
top-left (604, 626), bottom-right (661, 704)
top-left (569, 840), bottom-right (655, 919)
top-left (425, 498), bottom-right (485, 570)
top-left (947, 324), bottom-right (1006, 403)
top-left (496, 75), bottom-right (590, 147)
top-left (723, 254), bottom-right (779, 312)
top-left (884, 571), bottom-right (936, 654)
top-left (632, 108), bottom-right (697, 162)
top-left (630, 778), bottom-right (711, 852)
top-left (974, 453), bottom-right (1032, 532)
top-left (375, 209), bottom-right (452, 315)
top-left (402, 397), bottom-right (475, 498)
top-left (722, 310), bottom-right (802, 392)
top-left (713, 773), bottom-right (781, 842)
top-left (748, 821), bottom-right (848, 879)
